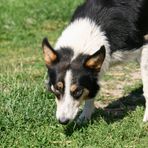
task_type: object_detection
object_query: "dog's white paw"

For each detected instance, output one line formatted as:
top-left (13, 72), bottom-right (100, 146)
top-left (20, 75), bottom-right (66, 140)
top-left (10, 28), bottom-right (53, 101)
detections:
top-left (143, 109), bottom-right (148, 122)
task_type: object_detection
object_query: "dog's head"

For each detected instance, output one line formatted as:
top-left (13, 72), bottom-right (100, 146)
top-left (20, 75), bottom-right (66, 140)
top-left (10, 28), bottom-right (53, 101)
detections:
top-left (42, 38), bottom-right (106, 125)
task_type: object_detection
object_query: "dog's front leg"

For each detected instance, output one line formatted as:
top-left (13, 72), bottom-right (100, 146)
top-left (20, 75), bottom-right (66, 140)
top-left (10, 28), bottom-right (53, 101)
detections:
top-left (141, 43), bottom-right (148, 122)
top-left (77, 99), bottom-right (95, 124)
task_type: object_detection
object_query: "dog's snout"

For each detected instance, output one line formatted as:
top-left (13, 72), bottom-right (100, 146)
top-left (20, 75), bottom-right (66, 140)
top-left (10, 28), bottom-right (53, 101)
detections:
top-left (58, 117), bottom-right (70, 125)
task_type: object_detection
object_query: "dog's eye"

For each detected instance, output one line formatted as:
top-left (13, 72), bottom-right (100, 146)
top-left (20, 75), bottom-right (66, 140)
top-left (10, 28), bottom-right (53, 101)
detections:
top-left (51, 86), bottom-right (61, 98)
top-left (54, 89), bottom-right (61, 97)
top-left (50, 85), bottom-right (59, 93)
top-left (51, 82), bottom-right (64, 97)
top-left (72, 88), bottom-right (83, 99)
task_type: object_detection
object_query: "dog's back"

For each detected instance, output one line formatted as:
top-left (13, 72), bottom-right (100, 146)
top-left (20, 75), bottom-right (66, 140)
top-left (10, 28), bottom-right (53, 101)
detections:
top-left (72, 0), bottom-right (148, 53)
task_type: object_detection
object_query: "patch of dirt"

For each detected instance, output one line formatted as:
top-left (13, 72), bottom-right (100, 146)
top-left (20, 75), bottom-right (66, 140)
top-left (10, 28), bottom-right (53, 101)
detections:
top-left (98, 62), bottom-right (141, 106)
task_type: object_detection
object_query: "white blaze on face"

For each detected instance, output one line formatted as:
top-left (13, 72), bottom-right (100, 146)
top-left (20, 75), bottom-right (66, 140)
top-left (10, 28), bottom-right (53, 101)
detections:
top-left (56, 70), bottom-right (79, 121)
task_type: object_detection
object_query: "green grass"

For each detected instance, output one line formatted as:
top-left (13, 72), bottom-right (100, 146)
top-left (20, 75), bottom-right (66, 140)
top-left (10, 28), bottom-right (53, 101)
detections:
top-left (0, 0), bottom-right (148, 147)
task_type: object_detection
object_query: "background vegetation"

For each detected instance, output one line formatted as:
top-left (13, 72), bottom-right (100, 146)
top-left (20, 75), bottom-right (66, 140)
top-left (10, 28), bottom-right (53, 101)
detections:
top-left (0, 0), bottom-right (148, 147)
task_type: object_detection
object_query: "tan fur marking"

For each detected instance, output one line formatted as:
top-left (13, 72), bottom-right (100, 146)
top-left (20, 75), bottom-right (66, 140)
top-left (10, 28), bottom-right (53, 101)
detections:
top-left (144, 34), bottom-right (148, 41)
top-left (70, 84), bottom-right (77, 92)
top-left (57, 82), bottom-right (64, 89)
top-left (43, 46), bottom-right (57, 65)
top-left (85, 57), bottom-right (102, 70)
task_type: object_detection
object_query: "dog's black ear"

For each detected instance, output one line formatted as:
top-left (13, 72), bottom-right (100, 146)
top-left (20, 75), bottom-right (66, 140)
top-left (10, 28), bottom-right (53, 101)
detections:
top-left (42, 38), bottom-right (58, 66)
top-left (84, 46), bottom-right (106, 71)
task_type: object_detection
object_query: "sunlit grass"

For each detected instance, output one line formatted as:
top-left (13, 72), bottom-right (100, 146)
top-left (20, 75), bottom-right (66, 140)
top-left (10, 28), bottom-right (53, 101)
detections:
top-left (0, 0), bottom-right (148, 147)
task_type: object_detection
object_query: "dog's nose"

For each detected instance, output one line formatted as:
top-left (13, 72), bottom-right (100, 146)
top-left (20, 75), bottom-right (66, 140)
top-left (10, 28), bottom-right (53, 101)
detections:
top-left (58, 117), bottom-right (69, 125)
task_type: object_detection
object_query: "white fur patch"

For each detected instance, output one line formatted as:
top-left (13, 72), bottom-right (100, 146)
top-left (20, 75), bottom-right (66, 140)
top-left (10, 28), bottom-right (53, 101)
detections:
top-left (55, 18), bottom-right (111, 74)
top-left (141, 44), bottom-right (148, 122)
top-left (56, 70), bottom-right (79, 120)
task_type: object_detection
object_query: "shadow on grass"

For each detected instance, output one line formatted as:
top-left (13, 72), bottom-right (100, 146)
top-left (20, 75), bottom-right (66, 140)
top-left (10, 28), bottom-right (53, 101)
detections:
top-left (64, 86), bottom-right (145, 136)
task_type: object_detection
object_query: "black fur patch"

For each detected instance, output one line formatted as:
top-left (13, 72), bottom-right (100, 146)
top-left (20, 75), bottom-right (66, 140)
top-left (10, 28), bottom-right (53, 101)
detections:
top-left (70, 54), bottom-right (100, 98)
top-left (47, 48), bottom-right (100, 99)
top-left (72, 0), bottom-right (148, 53)
top-left (47, 47), bottom-right (74, 88)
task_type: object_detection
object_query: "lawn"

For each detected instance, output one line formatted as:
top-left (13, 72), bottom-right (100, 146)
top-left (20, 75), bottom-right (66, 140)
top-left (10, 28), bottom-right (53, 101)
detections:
top-left (0, 0), bottom-right (148, 147)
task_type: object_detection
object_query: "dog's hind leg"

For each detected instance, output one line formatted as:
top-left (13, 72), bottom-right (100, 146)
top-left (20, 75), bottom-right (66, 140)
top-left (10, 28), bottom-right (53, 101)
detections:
top-left (77, 99), bottom-right (95, 124)
top-left (141, 43), bottom-right (148, 122)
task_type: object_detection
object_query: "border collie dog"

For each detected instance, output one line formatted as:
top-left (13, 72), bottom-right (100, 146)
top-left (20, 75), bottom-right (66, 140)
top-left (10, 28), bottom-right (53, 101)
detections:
top-left (42, 0), bottom-right (148, 125)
